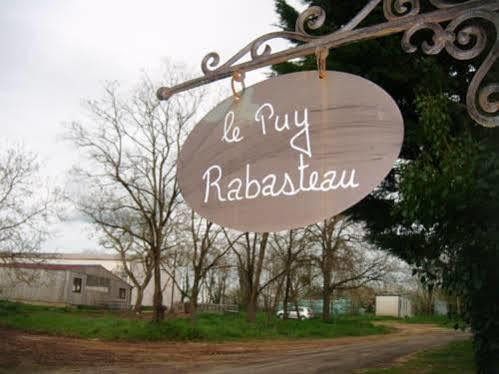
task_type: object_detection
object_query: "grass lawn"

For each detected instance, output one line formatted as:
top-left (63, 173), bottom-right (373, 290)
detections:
top-left (0, 300), bottom-right (394, 342)
top-left (372, 314), bottom-right (462, 328)
top-left (359, 340), bottom-right (475, 373)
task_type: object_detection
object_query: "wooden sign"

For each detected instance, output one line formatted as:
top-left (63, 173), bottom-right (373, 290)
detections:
top-left (177, 71), bottom-right (404, 232)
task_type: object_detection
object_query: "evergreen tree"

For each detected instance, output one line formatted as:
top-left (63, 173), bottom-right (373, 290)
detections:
top-left (273, 1), bottom-right (499, 371)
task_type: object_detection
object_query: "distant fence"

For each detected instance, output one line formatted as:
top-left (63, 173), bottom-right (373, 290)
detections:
top-left (95, 298), bottom-right (129, 311)
top-left (197, 303), bottom-right (239, 313)
top-left (170, 302), bottom-right (239, 314)
top-left (277, 298), bottom-right (360, 316)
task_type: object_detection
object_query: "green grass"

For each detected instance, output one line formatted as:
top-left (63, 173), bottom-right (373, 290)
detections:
top-left (0, 300), bottom-right (393, 342)
top-left (372, 314), bottom-right (461, 328)
top-left (359, 340), bottom-right (475, 373)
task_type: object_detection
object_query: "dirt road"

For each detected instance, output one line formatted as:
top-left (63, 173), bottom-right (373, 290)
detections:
top-left (0, 322), bottom-right (469, 374)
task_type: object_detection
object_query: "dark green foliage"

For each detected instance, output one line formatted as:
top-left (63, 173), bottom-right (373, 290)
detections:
top-left (388, 94), bottom-right (499, 372)
top-left (273, 1), bottom-right (499, 372)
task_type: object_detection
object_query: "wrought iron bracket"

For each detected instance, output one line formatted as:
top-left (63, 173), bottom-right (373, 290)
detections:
top-left (157, 0), bottom-right (499, 127)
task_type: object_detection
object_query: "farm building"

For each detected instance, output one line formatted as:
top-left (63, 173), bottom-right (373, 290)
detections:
top-left (375, 295), bottom-right (413, 318)
top-left (0, 263), bottom-right (132, 309)
top-left (40, 252), bottom-right (181, 309)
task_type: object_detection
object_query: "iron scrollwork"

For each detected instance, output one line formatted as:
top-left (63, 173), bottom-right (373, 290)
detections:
top-left (158, 0), bottom-right (498, 128)
top-left (201, 6), bottom-right (326, 75)
top-left (402, 9), bottom-right (498, 127)
top-left (382, 0), bottom-right (477, 19)
top-left (384, 0), bottom-right (421, 20)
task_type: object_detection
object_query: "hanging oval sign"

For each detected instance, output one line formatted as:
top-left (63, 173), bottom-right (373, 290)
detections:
top-left (177, 71), bottom-right (404, 232)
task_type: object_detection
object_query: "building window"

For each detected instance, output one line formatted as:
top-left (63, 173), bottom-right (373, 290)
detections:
top-left (72, 278), bottom-right (82, 293)
top-left (119, 288), bottom-right (126, 299)
top-left (86, 275), bottom-right (110, 293)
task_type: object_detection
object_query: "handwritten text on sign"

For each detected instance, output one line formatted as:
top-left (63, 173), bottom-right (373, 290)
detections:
top-left (177, 71), bottom-right (404, 232)
top-left (203, 103), bottom-right (359, 204)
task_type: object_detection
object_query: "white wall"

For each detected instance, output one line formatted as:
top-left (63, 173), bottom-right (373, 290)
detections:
top-left (376, 296), bottom-right (400, 317)
top-left (0, 267), bottom-right (69, 305)
top-left (376, 295), bottom-right (413, 317)
top-left (399, 297), bottom-right (413, 317)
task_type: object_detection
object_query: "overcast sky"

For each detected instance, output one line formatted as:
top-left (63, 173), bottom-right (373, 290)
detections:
top-left (0, 0), bottom-right (305, 253)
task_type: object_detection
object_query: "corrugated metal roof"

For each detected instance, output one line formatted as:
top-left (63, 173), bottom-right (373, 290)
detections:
top-left (39, 252), bottom-right (122, 261)
top-left (0, 263), bottom-right (99, 271)
top-left (0, 263), bottom-right (133, 288)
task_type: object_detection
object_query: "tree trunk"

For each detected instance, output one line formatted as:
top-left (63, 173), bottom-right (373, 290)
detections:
top-left (133, 288), bottom-right (145, 313)
top-left (271, 276), bottom-right (285, 319)
top-left (238, 266), bottom-right (249, 311)
top-left (152, 250), bottom-right (164, 323)
top-left (220, 274), bottom-right (227, 304)
top-left (427, 286), bottom-right (434, 315)
top-left (322, 268), bottom-right (332, 321)
top-left (246, 233), bottom-right (269, 323)
top-left (170, 276), bottom-right (175, 313)
top-left (323, 289), bottom-right (331, 321)
top-left (283, 269), bottom-right (291, 320)
top-left (247, 293), bottom-right (257, 323)
top-left (282, 244), bottom-right (292, 320)
top-left (189, 280), bottom-right (200, 317)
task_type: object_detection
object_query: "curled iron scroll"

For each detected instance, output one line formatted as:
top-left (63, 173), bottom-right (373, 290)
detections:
top-left (199, 1), bottom-right (497, 127)
top-left (384, 0), bottom-right (421, 20)
top-left (201, 6), bottom-right (325, 75)
top-left (402, 10), bottom-right (498, 127)
top-left (382, 0), bottom-right (476, 20)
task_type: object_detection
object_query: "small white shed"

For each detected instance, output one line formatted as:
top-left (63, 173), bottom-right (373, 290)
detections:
top-left (375, 295), bottom-right (413, 318)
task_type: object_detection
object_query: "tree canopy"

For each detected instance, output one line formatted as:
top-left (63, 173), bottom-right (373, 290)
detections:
top-left (273, 1), bottom-right (498, 372)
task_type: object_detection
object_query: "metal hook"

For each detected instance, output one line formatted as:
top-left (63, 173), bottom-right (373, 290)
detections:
top-left (231, 71), bottom-right (246, 102)
top-left (315, 47), bottom-right (329, 80)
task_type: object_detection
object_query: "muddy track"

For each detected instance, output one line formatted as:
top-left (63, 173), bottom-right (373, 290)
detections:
top-left (0, 322), bottom-right (469, 374)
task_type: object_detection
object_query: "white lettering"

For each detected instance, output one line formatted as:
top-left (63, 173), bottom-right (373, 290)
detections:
top-left (290, 108), bottom-right (312, 157)
top-left (203, 165), bottom-right (227, 203)
top-left (253, 104), bottom-right (312, 157)
top-left (202, 159), bottom-right (360, 204)
top-left (275, 113), bottom-right (290, 132)
top-left (262, 174), bottom-right (277, 197)
top-left (254, 103), bottom-right (274, 135)
top-left (278, 173), bottom-right (298, 196)
top-left (203, 103), bottom-right (361, 205)
top-left (298, 154), bottom-right (310, 191)
top-left (245, 164), bottom-right (261, 199)
top-left (321, 171), bottom-right (337, 190)
top-left (227, 178), bottom-right (243, 201)
top-left (334, 169), bottom-right (360, 189)
top-left (222, 111), bottom-right (243, 143)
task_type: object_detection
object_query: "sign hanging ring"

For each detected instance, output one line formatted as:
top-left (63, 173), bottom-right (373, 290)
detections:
top-left (231, 71), bottom-right (246, 102)
top-left (315, 47), bottom-right (329, 80)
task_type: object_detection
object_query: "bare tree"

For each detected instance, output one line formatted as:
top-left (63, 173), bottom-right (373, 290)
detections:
top-left (181, 212), bottom-right (240, 315)
top-left (98, 221), bottom-right (154, 313)
top-left (268, 229), bottom-right (310, 319)
top-left (308, 216), bottom-right (393, 321)
top-left (66, 67), bottom-right (203, 322)
top-left (162, 214), bottom-right (240, 315)
top-left (204, 259), bottom-right (232, 304)
top-left (234, 232), bottom-right (269, 323)
top-left (0, 144), bottom-right (53, 268)
top-left (162, 246), bottom-right (185, 312)
top-left (227, 231), bottom-right (292, 323)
